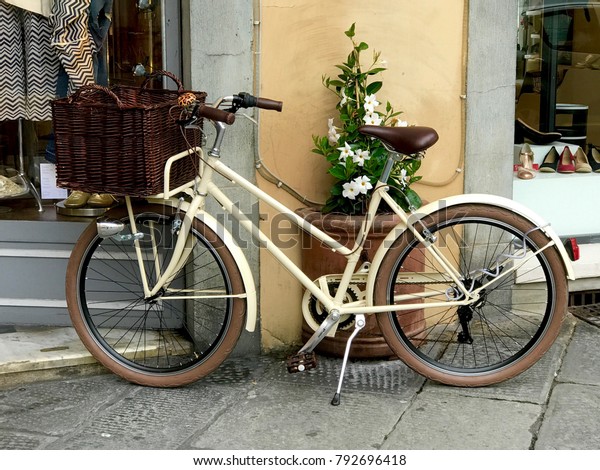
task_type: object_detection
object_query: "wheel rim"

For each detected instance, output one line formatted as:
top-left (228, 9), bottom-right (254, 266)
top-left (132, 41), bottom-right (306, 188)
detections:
top-left (387, 215), bottom-right (556, 376)
top-left (77, 212), bottom-right (234, 375)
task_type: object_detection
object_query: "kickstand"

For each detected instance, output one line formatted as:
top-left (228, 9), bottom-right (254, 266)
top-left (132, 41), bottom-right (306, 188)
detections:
top-left (331, 314), bottom-right (365, 406)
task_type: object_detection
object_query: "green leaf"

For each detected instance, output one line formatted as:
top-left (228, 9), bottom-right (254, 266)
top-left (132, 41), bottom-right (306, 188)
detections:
top-left (345, 23), bottom-right (356, 38)
top-left (356, 42), bottom-right (369, 52)
top-left (366, 81), bottom-right (383, 95)
top-left (366, 67), bottom-right (386, 75)
top-left (328, 165), bottom-right (347, 180)
top-left (404, 188), bottom-right (422, 209)
top-left (328, 80), bottom-right (345, 88)
top-left (335, 64), bottom-right (353, 75)
top-left (330, 183), bottom-right (343, 196)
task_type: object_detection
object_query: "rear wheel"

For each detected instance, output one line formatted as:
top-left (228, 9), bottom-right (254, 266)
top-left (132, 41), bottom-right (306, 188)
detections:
top-left (66, 203), bottom-right (246, 387)
top-left (376, 204), bottom-right (567, 386)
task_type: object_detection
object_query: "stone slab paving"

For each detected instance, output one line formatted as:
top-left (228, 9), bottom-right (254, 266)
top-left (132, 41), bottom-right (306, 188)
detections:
top-left (0, 316), bottom-right (598, 451)
top-left (557, 321), bottom-right (600, 386)
top-left (535, 383), bottom-right (600, 450)
top-left (264, 354), bottom-right (426, 401)
top-left (381, 387), bottom-right (542, 450)
top-left (0, 374), bottom-right (132, 438)
top-left (0, 356), bottom-right (270, 450)
top-left (425, 314), bottom-right (576, 404)
top-left (189, 380), bottom-right (409, 450)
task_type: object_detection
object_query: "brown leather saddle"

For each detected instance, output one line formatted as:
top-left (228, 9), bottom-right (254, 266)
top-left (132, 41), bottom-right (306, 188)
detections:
top-left (359, 125), bottom-right (439, 155)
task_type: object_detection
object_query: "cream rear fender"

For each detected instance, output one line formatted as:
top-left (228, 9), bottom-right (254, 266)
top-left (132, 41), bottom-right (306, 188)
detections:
top-left (148, 198), bottom-right (257, 332)
top-left (365, 193), bottom-right (575, 307)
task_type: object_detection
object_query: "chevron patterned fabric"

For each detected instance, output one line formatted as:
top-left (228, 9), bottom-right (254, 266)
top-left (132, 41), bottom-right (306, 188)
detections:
top-left (0, 2), bottom-right (58, 121)
top-left (49, 0), bottom-right (95, 95)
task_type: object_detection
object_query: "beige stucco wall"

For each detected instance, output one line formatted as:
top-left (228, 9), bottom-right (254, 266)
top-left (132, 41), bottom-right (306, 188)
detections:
top-left (257, 0), bottom-right (467, 350)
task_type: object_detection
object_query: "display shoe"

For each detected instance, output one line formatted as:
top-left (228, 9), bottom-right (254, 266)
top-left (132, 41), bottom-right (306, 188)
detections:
top-left (539, 146), bottom-right (559, 173)
top-left (517, 143), bottom-right (536, 180)
top-left (588, 144), bottom-right (600, 172)
top-left (87, 193), bottom-right (118, 208)
top-left (63, 190), bottom-right (90, 208)
top-left (514, 118), bottom-right (562, 145)
top-left (557, 147), bottom-right (576, 173)
top-left (574, 148), bottom-right (592, 173)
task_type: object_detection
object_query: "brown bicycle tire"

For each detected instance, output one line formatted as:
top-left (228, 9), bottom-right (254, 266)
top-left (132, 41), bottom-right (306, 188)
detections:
top-left (65, 203), bottom-right (246, 387)
top-left (375, 204), bottom-right (568, 386)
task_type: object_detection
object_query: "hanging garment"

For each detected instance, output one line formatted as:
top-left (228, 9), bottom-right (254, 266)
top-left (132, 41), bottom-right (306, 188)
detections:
top-left (3, 0), bottom-right (52, 17)
top-left (49, 0), bottom-right (94, 96)
top-left (45, 0), bottom-right (112, 163)
top-left (0, 2), bottom-right (58, 121)
top-left (89, 0), bottom-right (113, 86)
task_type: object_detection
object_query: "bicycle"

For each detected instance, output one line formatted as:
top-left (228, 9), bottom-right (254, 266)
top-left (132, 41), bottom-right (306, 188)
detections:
top-left (65, 92), bottom-right (576, 405)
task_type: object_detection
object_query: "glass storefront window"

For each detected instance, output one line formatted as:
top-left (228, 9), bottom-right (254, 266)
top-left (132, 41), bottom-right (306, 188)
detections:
top-left (0, 0), bottom-right (178, 207)
top-left (516, 0), bottom-right (600, 150)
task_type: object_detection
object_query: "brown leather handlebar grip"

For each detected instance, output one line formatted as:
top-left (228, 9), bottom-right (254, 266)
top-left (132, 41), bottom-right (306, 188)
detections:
top-left (197, 104), bottom-right (236, 125)
top-left (256, 97), bottom-right (283, 112)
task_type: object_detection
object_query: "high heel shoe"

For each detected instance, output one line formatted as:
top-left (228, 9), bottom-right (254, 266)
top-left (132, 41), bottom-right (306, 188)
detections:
top-left (588, 144), bottom-right (600, 172)
top-left (539, 146), bottom-right (559, 173)
top-left (514, 118), bottom-right (562, 145)
top-left (574, 148), bottom-right (592, 173)
top-left (557, 147), bottom-right (576, 173)
top-left (517, 143), bottom-right (536, 180)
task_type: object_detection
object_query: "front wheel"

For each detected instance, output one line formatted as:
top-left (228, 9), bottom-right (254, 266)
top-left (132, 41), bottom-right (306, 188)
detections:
top-left (375, 204), bottom-right (568, 386)
top-left (65, 203), bottom-right (246, 387)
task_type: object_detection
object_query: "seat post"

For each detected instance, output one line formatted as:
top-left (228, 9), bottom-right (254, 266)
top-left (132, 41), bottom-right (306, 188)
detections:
top-left (378, 151), bottom-right (399, 183)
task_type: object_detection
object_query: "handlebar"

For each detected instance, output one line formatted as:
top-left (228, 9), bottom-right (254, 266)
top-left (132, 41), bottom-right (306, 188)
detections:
top-left (234, 92), bottom-right (283, 112)
top-left (177, 92), bottom-right (283, 128)
top-left (194, 104), bottom-right (236, 125)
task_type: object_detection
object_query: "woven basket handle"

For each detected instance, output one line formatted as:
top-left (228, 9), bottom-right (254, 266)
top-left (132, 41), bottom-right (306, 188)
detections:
top-left (68, 84), bottom-right (125, 108)
top-left (140, 70), bottom-right (184, 92)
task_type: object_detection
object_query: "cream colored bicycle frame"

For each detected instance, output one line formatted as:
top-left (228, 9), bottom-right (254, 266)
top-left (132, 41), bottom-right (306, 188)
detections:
top-left (124, 146), bottom-right (574, 333)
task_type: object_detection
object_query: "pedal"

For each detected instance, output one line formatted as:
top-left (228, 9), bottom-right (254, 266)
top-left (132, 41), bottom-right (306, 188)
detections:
top-left (286, 352), bottom-right (317, 373)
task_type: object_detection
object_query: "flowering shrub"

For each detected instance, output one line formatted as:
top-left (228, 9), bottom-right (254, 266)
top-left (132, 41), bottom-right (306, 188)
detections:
top-left (312, 24), bottom-right (422, 215)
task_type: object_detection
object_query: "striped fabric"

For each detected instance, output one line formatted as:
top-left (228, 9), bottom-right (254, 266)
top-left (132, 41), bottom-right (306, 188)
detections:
top-left (49, 0), bottom-right (94, 95)
top-left (0, 2), bottom-right (58, 121)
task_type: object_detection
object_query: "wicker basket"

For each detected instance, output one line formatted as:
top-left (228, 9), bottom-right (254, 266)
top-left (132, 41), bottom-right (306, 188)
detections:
top-left (52, 71), bottom-right (206, 196)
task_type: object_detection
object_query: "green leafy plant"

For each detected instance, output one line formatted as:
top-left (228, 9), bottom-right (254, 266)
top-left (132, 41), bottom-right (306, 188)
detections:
top-left (312, 23), bottom-right (423, 215)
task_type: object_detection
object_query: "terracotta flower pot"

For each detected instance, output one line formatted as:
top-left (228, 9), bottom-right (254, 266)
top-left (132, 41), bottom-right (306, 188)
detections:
top-left (296, 207), bottom-right (425, 359)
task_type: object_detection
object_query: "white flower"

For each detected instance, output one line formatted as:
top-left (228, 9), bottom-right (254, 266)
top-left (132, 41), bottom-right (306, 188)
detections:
top-left (395, 119), bottom-right (409, 127)
top-left (363, 112), bottom-right (382, 126)
top-left (327, 118), bottom-right (341, 145)
top-left (328, 129), bottom-right (340, 145)
top-left (342, 180), bottom-right (360, 200)
top-left (363, 94), bottom-right (380, 114)
top-left (340, 89), bottom-right (349, 106)
top-left (400, 168), bottom-right (408, 187)
top-left (352, 149), bottom-right (371, 167)
top-left (337, 142), bottom-right (354, 162)
top-left (355, 175), bottom-right (373, 194)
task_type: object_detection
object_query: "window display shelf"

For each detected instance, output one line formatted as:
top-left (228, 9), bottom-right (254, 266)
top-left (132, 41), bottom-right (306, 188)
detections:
top-left (513, 171), bottom-right (600, 237)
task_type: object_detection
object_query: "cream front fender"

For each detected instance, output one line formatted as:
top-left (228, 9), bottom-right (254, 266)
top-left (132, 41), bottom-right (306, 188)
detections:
top-left (149, 198), bottom-right (257, 332)
top-left (365, 193), bottom-right (575, 306)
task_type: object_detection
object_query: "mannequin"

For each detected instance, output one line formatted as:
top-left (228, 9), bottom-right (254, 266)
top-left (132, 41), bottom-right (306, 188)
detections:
top-left (53, 0), bottom-right (115, 209)
top-left (47, 0), bottom-right (115, 209)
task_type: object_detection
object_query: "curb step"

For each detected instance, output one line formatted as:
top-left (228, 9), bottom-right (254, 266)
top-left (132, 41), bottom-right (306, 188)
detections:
top-left (0, 326), bottom-right (105, 388)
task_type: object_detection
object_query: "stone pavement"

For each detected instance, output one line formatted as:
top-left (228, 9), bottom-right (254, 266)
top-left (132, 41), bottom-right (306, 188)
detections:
top-left (0, 313), bottom-right (599, 451)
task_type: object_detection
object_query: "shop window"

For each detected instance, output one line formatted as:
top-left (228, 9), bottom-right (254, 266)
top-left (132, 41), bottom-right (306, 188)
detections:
top-left (516, 0), bottom-right (600, 149)
top-left (0, 0), bottom-right (180, 209)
